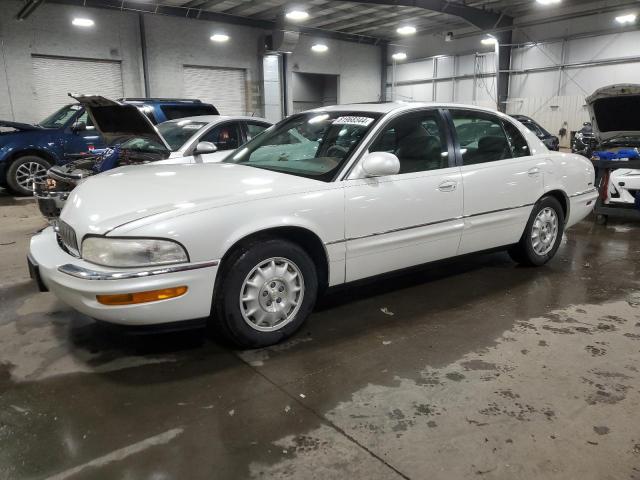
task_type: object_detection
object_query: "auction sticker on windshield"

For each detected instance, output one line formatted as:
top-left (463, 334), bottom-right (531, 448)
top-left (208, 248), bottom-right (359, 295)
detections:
top-left (333, 116), bottom-right (375, 126)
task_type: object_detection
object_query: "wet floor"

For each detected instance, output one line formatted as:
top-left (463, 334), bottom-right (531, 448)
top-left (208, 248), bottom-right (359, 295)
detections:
top-left (0, 190), bottom-right (639, 479)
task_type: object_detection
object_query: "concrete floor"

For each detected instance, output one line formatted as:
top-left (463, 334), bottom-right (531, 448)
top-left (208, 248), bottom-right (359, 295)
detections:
top-left (1, 191), bottom-right (639, 480)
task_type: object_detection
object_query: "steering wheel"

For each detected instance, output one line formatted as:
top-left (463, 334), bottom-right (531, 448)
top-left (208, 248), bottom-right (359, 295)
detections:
top-left (326, 145), bottom-right (349, 158)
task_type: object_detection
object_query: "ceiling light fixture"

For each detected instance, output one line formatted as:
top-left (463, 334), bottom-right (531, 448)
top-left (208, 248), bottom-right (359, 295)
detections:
top-left (536, 0), bottom-right (561, 5)
top-left (286, 10), bottom-right (309, 21)
top-left (397, 25), bottom-right (417, 35)
top-left (311, 44), bottom-right (329, 53)
top-left (481, 36), bottom-right (497, 45)
top-left (392, 52), bottom-right (407, 61)
top-left (72, 18), bottom-right (94, 27)
top-left (210, 33), bottom-right (230, 42)
top-left (615, 13), bottom-right (637, 24)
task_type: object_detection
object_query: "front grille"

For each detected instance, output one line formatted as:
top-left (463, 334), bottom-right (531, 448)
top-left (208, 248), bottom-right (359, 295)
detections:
top-left (56, 220), bottom-right (80, 257)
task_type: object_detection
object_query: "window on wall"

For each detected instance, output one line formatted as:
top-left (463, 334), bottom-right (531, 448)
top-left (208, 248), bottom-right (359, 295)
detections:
top-left (502, 121), bottom-right (530, 158)
top-left (450, 110), bottom-right (512, 165)
top-left (370, 110), bottom-right (449, 174)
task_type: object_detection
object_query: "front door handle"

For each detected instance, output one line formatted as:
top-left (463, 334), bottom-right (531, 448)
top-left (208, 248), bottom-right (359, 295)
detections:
top-left (438, 180), bottom-right (458, 192)
top-left (528, 167), bottom-right (541, 176)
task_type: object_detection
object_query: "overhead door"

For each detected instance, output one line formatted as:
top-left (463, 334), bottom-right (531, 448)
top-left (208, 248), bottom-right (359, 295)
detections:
top-left (32, 55), bottom-right (124, 122)
top-left (183, 66), bottom-right (247, 116)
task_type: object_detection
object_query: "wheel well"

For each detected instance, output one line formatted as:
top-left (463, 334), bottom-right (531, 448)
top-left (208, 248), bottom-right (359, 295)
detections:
top-left (545, 190), bottom-right (569, 220)
top-left (6, 149), bottom-right (56, 168)
top-left (219, 227), bottom-right (330, 292)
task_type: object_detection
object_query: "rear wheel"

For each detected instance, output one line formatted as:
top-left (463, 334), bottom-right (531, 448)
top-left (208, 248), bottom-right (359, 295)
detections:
top-left (509, 196), bottom-right (564, 267)
top-left (211, 238), bottom-right (318, 348)
top-left (6, 155), bottom-right (51, 196)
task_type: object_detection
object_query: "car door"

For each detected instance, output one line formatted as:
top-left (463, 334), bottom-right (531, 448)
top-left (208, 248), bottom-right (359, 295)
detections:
top-left (447, 109), bottom-right (546, 255)
top-left (343, 109), bottom-right (464, 282)
top-left (63, 108), bottom-right (104, 155)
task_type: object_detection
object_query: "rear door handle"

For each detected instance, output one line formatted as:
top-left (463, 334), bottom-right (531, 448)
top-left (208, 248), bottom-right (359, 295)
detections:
top-left (528, 167), bottom-right (541, 176)
top-left (438, 180), bottom-right (458, 192)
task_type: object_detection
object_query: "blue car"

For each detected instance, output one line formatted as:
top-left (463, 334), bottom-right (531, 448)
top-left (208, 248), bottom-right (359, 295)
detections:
top-left (0, 98), bottom-right (219, 195)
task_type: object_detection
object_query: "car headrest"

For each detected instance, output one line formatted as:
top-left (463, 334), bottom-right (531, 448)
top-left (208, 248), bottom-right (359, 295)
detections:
top-left (479, 135), bottom-right (509, 153)
top-left (397, 135), bottom-right (441, 159)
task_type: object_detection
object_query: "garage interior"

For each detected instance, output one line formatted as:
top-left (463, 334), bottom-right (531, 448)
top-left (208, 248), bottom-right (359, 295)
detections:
top-left (1, 0), bottom-right (640, 479)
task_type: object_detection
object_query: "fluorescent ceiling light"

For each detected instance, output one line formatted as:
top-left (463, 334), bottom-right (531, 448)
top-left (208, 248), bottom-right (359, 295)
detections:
top-left (615, 13), bottom-right (637, 24)
top-left (311, 44), bottom-right (329, 53)
top-left (210, 34), bottom-right (230, 42)
top-left (481, 36), bottom-right (497, 45)
top-left (392, 52), bottom-right (407, 61)
top-left (72, 18), bottom-right (94, 27)
top-left (536, 0), bottom-right (561, 4)
top-left (286, 10), bottom-right (309, 21)
top-left (397, 25), bottom-right (417, 35)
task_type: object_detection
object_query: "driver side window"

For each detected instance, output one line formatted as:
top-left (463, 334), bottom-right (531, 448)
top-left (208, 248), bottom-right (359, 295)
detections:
top-left (369, 111), bottom-right (449, 174)
top-left (201, 123), bottom-right (241, 151)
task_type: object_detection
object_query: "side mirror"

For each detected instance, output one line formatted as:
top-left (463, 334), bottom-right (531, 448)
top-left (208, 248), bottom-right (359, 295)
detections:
top-left (194, 141), bottom-right (218, 155)
top-left (72, 121), bottom-right (87, 133)
top-left (361, 151), bottom-right (400, 177)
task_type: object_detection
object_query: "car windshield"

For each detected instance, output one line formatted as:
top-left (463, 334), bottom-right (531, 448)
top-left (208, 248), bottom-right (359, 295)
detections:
top-left (224, 111), bottom-right (381, 181)
top-left (39, 104), bottom-right (83, 128)
top-left (157, 120), bottom-right (209, 151)
top-left (118, 136), bottom-right (168, 153)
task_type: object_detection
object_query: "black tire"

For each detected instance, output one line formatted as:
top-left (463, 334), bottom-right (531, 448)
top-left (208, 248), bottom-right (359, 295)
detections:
top-left (508, 196), bottom-right (565, 267)
top-left (6, 155), bottom-right (51, 196)
top-left (211, 238), bottom-right (318, 348)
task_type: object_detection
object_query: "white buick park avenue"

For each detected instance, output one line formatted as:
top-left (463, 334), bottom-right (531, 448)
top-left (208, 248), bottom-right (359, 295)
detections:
top-left (28, 103), bottom-right (598, 347)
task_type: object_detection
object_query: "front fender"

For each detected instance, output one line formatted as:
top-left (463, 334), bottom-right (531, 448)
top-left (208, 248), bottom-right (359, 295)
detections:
top-left (108, 188), bottom-right (346, 273)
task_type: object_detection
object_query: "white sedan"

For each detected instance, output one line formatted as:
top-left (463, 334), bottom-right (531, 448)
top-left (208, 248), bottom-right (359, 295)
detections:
top-left (28, 102), bottom-right (598, 347)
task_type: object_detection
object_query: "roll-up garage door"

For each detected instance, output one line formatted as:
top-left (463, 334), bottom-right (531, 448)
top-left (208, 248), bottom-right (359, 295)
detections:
top-left (183, 66), bottom-right (247, 116)
top-left (32, 55), bottom-right (124, 121)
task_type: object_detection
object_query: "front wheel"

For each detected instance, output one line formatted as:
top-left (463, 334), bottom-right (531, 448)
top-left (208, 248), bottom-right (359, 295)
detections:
top-left (212, 238), bottom-right (318, 348)
top-left (509, 196), bottom-right (565, 267)
top-left (6, 155), bottom-right (51, 196)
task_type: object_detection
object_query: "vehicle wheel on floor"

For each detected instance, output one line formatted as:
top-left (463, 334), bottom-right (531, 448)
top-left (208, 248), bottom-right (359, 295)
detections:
top-left (508, 196), bottom-right (565, 267)
top-left (212, 238), bottom-right (318, 348)
top-left (6, 155), bottom-right (51, 196)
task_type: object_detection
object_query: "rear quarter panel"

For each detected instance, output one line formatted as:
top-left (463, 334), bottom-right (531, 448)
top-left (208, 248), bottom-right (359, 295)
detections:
top-left (543, 152), bottom-right (596, 227)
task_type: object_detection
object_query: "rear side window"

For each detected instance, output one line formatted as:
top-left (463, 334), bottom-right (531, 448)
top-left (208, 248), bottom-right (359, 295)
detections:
top-left (450, 110), bottom-right (512, 165)
top-left (160, 104), bottom-right (219, 120)
top-left (502, 121), bottom-right (530, 158)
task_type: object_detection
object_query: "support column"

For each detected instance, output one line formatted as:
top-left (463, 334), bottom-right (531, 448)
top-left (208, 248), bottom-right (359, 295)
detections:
top-left (495, 29), bottom-right (513, 113)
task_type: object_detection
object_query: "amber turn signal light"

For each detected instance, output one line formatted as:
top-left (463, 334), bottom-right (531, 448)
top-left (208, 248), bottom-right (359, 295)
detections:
top-left (97, 286), bottom-right (188, 306)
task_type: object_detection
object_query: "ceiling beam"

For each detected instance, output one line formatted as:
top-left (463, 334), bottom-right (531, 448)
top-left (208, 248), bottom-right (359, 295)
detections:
top-left (46, 0), bottom-right (386, 44)
top-left (333, 0), bottom-right (512, 30)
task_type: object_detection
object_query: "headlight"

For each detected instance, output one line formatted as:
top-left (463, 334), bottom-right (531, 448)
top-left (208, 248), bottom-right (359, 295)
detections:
top-left (81, 237), bottom-right (188, 268)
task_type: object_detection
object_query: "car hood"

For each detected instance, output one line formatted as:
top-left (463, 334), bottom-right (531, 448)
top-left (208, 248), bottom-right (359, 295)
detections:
top-left (70, 94), bottom-right (171, 152)
top-left (586, 84), bottom-right (640, 143)
top-left (60, 163), bottom-right (324, 238)
top-left (0, 120), bottom-right (44, 132)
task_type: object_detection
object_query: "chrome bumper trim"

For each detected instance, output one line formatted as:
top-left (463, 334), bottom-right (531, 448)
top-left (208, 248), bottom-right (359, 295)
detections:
top-left (58, 260), bottom-right (219, 281)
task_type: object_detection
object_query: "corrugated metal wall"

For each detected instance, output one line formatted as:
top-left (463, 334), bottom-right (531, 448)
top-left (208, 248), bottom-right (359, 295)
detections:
top-left (31, 55), bottom-right (124, 121)
top-left (182, 65), bottom-right (247, 116)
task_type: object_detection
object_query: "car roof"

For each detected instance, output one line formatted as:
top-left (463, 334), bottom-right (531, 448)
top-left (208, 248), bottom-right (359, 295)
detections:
top-left (312, 101), bottom-right (506, 116)
top-left (161, 115), bottom-right (270, 125)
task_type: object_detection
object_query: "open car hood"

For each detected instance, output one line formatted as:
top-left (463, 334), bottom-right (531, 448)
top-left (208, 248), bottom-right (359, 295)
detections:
top-left (586, 84), bottom-right (640, 143)
top-left (69, 94), bottom-right (171, 152)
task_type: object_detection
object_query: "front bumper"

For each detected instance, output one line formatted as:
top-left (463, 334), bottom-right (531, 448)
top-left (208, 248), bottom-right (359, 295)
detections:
top-left (29, 227), bottom-right (219, 325)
